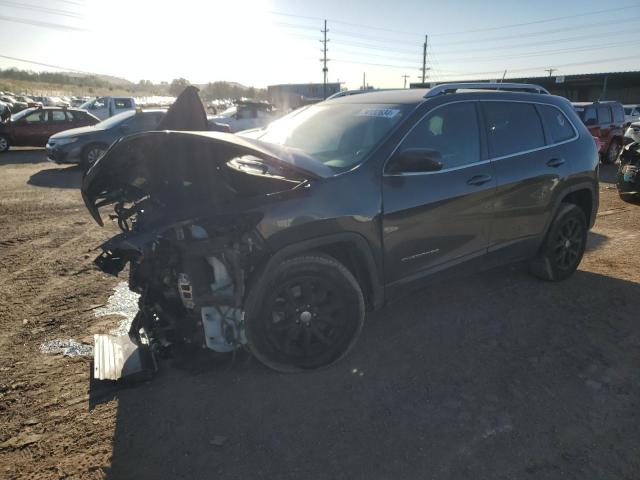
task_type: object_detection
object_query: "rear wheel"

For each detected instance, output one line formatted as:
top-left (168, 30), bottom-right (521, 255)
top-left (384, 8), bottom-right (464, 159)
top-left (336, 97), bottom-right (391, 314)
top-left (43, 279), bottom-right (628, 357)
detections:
top-left (529, 203), bottom-right (587, 281)
top-left (244, 254), bottom-right (365, 372)
top-left (0, 134), bottom-right (9, 153)
top-left (82, 143), bottom-right (107, 167)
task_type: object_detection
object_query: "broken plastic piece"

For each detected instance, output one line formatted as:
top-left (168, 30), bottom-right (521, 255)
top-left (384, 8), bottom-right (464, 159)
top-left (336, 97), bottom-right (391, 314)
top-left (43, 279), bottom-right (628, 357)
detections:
top-left (93, 334), bottom-right (154, 381)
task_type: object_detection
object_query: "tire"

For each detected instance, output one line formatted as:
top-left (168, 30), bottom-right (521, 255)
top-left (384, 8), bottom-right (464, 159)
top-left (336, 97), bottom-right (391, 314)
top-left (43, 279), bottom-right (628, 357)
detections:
top-left (244, 254), bottom-right (365, 373)
top-left (0, 134), bottom-right (9, 153)
top-left (604, 139), bottom-right (621, 164)
top-left (529, 203), bottom-right (588, 281)
top-left (82, 143), bottom-right (108, 167)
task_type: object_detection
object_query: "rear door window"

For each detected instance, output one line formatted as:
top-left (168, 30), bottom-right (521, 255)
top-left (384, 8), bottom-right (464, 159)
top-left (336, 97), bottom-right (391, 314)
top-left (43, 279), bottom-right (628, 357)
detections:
top-left (597, 106), bottom-right (612, 125)
top-left (49, 110), bottom-right (71, 123)
top-left (482, 102), bottom-right (545, 158)
top-left (401, 101), bottom-right (480, 169)
top-left (538, 105), bottom-right (575, 144)
top-left (612, 104), bottom-right (625, 124)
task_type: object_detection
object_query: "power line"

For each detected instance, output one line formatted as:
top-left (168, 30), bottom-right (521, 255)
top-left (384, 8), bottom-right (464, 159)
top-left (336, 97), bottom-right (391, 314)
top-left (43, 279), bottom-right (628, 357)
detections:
top-left (429, 4), bottom-right (638, 36)
top-left (0, 0), bottom-right (82, 18)
top-left (0, 14), bottom-right (87, 31)
top-left (0, 53), bottom-right (94, 74)
top-left (436, 37), bottom-right (640, 64)
top-left (432, 15), bottom-right (640, 48)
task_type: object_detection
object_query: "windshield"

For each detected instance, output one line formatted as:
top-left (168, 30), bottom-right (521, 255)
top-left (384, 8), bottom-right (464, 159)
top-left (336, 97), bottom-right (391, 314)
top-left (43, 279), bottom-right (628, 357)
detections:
top-left (96, 110), bottom-right (136, 129)
top-left (254, 103), bottom-right (409, 171)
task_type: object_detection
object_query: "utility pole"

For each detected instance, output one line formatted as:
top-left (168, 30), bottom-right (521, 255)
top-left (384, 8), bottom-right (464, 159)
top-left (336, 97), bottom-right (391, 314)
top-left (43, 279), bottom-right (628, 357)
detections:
top-left (320, 20), bottom-right (330, 99)
top-left (362, 72), bottom-right (366, 90)
top-left (545, 68), bottom-right (556, 77)
top-left (402, 74), bottom-right (410, 88)
top-left (421, 35), bottom-right (429, 84)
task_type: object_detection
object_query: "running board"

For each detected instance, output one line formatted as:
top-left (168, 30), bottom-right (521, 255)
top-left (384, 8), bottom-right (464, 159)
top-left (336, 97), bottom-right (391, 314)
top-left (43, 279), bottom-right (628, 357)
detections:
top-left (93, 334), bottom-right (155, 381)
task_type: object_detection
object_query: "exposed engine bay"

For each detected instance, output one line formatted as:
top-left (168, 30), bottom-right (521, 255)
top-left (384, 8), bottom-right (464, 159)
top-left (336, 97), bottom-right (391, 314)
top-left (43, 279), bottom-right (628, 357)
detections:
top-left (82, 130), bottom-right (323, 376)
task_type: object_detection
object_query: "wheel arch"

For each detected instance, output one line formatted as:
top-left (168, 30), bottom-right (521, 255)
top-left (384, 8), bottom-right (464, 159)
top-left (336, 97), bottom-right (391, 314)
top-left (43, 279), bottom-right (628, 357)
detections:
top-left (253, 233), bottom-right (384, 311)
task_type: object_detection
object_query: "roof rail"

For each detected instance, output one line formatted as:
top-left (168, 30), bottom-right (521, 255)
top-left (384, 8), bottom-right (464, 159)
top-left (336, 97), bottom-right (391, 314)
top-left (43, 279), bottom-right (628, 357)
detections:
top-left (326, 88), bottom-right (398, 100)
top-left (424, 82), bottom-right (550, 98)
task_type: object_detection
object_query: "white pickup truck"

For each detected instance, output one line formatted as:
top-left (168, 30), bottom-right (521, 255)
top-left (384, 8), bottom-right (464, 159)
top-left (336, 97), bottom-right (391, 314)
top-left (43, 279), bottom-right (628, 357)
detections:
top-left (79, 96), bottom-right (136, 120)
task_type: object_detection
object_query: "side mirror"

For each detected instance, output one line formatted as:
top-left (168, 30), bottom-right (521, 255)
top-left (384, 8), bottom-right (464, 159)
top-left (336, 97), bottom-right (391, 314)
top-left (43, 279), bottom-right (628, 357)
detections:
top-left (387, 148), bottom-right (443, 174)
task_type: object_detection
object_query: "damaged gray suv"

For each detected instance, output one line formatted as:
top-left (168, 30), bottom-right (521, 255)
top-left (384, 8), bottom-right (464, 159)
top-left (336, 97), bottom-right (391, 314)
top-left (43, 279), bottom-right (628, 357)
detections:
top-left (83, 83), bottom-right (599, 374)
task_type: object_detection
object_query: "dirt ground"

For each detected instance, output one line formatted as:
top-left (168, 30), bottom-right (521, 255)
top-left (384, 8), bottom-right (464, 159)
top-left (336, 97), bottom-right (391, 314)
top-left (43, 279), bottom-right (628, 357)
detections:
top-left (1, 149), bottom-right (639, 480)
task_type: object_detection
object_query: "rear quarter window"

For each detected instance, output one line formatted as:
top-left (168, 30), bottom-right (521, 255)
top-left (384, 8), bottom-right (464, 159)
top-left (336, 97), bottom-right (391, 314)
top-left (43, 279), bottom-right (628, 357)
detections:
top-left (483, 102), bottom-right (545, 158)
top-left (612, 104), bottom-right (625, 124)
top-left (597, 106), bottom-right (612, 125)
top-left (538, 105), bottom-right (575, 143)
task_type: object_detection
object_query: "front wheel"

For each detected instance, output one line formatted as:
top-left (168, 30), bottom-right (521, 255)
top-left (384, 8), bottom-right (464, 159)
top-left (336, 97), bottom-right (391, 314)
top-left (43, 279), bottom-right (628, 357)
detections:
top-left (0, 134), bottom-right (9, 153)
top-left (529, 203), bottom-right (587, 281)
top-left (82, 143), bottom-right (107, 167)
top-left (244, 254), bottom-right (365, 372)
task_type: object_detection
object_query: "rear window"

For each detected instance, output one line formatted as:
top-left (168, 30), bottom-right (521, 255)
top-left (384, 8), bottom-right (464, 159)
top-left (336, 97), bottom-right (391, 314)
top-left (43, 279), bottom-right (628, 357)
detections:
top-left (483, 102), bottom-right (545, 158)
top-left (597, 106), bottom-right (612, 125)
top-left (115, 98), bottom-right (133, 109)
top-left (538, 105), bottom-right (575, 144)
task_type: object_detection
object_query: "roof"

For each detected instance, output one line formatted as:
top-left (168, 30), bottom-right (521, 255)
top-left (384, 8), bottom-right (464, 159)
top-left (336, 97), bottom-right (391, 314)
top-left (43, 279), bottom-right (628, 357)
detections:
top-left (326, 88), bottom-right (430, 104)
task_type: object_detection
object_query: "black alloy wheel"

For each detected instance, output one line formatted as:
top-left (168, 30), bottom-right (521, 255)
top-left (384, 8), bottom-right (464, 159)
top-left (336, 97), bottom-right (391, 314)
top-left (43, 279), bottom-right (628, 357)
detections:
top-left (245, 255), bottom-right (365, 372)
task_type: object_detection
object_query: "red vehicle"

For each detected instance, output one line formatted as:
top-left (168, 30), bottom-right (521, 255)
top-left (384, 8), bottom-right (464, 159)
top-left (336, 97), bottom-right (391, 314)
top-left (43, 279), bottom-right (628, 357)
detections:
top-left (0, 106), bottom-right (99, 153)
top-left (573, 101), bottom-right (625, 163)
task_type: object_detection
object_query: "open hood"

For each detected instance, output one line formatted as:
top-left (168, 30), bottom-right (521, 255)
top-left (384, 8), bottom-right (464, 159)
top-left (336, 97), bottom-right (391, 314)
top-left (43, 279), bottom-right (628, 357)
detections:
top-left (81, 130), bottom-right (333, 227)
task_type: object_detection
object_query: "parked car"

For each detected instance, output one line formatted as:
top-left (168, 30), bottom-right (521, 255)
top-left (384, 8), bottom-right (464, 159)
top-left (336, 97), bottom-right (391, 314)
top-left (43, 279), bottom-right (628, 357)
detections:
top-left (624, 105), bottom-right (640, 125)
top-left (0, 106), bottom-right (99, 152)
top-left (572, 101), bottom-right (625, 163)
top-left (82, 83), bottom-right (599, 374)
top-left (207, 100), bottom-right (277, 132)
top-left (14, 95), bottom-right (42, 108)
top-left (46, 108), bottom-right (165, 166)
top-left (43, 96), bottom-right (70, 107)
top-left (206, 115), bottom-right (232, 132)
top-left (0, 95), bottom-right (28, 112)
top-left (79, 96), bottom-right (136, 120)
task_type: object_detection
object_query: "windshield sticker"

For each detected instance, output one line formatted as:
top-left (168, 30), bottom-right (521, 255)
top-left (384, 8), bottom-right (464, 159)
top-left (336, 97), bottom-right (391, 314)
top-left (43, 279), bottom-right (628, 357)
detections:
top-left (357, 108), bottom-right (400, 118)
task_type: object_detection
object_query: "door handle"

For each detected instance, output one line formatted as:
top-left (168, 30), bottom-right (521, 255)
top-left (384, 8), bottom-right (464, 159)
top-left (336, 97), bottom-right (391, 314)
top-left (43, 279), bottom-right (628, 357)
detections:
top-left (546, 158), bottom-right (565, 168)
top-left (466, 174), bottom-right (492, 186)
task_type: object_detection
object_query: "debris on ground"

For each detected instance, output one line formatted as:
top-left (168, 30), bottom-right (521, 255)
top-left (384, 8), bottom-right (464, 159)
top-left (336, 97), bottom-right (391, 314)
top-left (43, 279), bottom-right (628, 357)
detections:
top-left (93, 281), bottom-right (140, 335)
top-left (39, 339), bottom-right (93, 357)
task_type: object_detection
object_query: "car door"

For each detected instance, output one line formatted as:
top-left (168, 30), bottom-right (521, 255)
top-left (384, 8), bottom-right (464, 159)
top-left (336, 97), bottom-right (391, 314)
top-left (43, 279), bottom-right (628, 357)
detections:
top-left (382, 100), bottom-right (495, 286)
top-left (47, 109), bottom-right (74, 139)
top-left (13, 110), bottom-right (47, 146)
top-left (483, 101), bottom-right (572, 261)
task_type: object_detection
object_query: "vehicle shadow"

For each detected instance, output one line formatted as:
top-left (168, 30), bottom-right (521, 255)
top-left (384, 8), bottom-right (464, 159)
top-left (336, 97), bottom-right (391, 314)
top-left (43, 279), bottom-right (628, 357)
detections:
top-left (598, 163), bottom-right (619, 184)
top-left (27, 165), bottom-right (83, 189)
top-left (0, 148), bottom-right (48, 165)
top-left (100, 266), bottom-right (640, 479)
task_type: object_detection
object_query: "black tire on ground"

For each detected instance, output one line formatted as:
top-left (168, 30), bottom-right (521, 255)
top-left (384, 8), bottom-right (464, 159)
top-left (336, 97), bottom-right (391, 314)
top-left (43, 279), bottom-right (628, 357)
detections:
top-left (0, 134), bottom-right (10, 153)
top-left (82, 143), bottom-right (108, 167)
top-left (244, 254), bottom-right (365, 373)
top-left (529, 203), bottom-right (588, 281)
top-left (603, 139), bottom-right (621, 164)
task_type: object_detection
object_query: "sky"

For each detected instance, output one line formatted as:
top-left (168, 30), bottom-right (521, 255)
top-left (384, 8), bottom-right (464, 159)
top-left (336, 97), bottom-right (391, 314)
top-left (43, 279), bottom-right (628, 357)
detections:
top-left (1, 0), bottom-right (639, 90)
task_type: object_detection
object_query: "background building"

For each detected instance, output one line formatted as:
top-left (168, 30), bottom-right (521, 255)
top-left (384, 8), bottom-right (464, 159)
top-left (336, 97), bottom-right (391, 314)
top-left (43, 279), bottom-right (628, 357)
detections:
top-left (411, 71), bottom-right (640, 104)
top-left (268, 83), bottom-right (341, 111)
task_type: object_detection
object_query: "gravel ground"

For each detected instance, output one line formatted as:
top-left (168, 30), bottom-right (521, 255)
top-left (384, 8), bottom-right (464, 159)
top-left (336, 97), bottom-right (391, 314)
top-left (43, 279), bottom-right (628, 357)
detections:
top-left (0, 149), bottom-right (639, 480)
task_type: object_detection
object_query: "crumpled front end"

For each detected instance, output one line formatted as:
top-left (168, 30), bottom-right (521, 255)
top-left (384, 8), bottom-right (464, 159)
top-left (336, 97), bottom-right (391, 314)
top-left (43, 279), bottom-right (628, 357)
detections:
top-left (82, 130), bottom-right (314, 373)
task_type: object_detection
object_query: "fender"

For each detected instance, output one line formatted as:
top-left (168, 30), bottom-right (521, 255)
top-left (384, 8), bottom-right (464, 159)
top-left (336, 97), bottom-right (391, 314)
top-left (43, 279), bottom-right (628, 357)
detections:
top-left (253, 232), bottom-right (384, 310)
top-left (542, 179), bottom-right (599, 240)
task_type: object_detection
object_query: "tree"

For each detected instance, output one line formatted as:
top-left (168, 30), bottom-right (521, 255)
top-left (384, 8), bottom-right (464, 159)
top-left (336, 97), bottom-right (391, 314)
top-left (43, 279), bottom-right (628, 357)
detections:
top-left (169, 78), bottom-right (190, 96)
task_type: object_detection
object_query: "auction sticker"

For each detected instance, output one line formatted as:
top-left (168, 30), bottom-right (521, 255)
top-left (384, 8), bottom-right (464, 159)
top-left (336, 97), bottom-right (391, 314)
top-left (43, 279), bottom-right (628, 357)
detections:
top-left (357, 108), bottom-right (400, 118)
